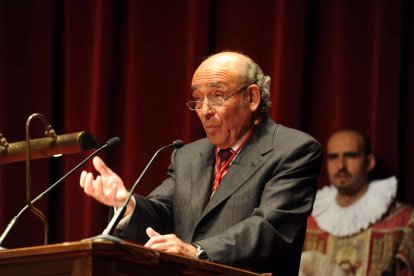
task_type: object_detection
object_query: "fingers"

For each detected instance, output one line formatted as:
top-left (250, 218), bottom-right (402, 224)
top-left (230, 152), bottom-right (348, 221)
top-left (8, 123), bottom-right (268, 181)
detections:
top-left (80, 171), bottom-right (87, 188)
top-left (146, 227), bottom-right (161, 238)
top-left (93, 176), bottom-right (115, 204)
top-left (144, 231), bottom-right (196, 257)
top-left (82, 174), bottom-right (119, 207)
top-left (93, 156), bottom-right (114, 177)
top-left (83, 171), bottom-right (97, 196)
top-left (94, 175), bottom-right (104, 197)
top-left (144, 227), bottom-right (163, 248)
top-left (80, 156), bottom-right (122, 205)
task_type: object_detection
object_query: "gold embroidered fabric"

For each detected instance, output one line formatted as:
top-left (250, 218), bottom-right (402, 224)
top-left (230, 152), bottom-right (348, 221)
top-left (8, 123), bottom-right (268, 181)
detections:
top-left (303, 202), bottom-right (414, 275)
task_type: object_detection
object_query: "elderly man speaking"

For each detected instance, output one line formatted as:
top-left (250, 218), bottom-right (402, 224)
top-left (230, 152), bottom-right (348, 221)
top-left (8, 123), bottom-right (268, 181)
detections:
top-left (80, 51), bottom-right (322, 275)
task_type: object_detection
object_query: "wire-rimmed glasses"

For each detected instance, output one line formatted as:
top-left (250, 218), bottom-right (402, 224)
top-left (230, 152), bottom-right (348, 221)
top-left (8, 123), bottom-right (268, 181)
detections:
top-left (186, 85), bottom-right (250, 111)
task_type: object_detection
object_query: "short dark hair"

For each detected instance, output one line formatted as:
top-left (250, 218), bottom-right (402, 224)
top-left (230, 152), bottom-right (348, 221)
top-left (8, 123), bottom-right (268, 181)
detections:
top-left (335, 129), bottom-right (372, 155)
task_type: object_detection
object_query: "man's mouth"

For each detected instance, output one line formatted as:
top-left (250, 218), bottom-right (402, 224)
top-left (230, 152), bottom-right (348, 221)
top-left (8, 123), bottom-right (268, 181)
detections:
top-left (335, 172), bottom-right (351, 179)
top-left (205, 125), bottom-right (219, 131)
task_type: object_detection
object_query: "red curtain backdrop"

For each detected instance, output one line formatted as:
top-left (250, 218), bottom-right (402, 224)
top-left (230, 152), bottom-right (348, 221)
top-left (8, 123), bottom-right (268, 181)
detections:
top-left (0, 0), bottom-right (413, 249)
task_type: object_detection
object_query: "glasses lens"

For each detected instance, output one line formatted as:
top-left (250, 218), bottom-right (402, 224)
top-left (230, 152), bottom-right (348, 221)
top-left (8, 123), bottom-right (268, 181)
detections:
top-left (208, 97), bottom-right (224, 107)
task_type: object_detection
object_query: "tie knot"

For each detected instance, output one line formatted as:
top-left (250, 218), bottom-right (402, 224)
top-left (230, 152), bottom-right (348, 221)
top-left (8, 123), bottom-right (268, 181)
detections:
top-left (219, 148), bottom-right (233, 163)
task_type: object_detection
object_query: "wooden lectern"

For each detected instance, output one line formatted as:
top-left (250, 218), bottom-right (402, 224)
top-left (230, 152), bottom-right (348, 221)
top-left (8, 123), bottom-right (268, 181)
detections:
top-left (0, 241), bottom-right (271, 275)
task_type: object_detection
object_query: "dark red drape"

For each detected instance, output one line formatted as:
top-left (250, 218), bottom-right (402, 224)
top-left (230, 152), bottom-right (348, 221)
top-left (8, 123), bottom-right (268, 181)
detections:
top-left (0, 0), bottom-right (413, 249)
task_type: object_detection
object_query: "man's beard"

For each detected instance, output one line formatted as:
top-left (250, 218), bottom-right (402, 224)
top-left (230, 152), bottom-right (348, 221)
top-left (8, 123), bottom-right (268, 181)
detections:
top-left (332, 169), bottom-right (356, 194)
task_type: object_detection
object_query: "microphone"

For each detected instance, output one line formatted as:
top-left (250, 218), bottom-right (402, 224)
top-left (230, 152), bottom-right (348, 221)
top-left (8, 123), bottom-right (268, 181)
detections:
top-left (0, 137), bottom-right (121, 249)
top-left (86, 139), bottom-right (184, 243)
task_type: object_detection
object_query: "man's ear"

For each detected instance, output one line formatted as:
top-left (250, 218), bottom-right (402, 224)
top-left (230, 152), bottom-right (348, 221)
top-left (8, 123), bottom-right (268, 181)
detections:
top-left (366, 154), bottom-right (376, 173)
top-left (247, 84), bottom-right (261, 112)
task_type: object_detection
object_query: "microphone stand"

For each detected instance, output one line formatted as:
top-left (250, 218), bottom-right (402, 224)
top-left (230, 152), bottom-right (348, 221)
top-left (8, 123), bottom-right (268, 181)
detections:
top-left (85, 140), bottom-right (184, 243)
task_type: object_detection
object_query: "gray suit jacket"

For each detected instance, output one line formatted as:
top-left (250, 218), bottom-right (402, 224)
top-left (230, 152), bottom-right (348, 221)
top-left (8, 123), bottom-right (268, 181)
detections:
top-left (120, 116), bottom-right (322, 275)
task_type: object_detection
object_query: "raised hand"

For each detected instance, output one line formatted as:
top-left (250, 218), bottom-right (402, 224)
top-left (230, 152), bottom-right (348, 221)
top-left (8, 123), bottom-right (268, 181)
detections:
top-left (80, 156), bottom-right (129, 209)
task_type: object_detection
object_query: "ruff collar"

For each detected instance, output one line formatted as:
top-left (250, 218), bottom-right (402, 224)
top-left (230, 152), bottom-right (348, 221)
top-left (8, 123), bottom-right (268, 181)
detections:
top-left (312, 176), bottom-right (397, 237)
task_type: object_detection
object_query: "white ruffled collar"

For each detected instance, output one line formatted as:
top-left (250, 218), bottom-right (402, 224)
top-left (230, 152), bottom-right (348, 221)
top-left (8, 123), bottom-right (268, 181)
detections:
top-left (311, 176), bottom-right (397, 237)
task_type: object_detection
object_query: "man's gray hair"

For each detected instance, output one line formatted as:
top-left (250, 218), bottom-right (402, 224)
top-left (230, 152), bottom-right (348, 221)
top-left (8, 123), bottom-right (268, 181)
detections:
top-left (240, 57), bottom-right (272, 113)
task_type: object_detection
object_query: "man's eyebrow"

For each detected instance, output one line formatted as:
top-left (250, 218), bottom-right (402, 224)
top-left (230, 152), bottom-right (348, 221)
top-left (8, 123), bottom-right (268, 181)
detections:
top-left (343, 151), bottom-right (361, 156)
top-left (191, 82), bottom-right (228, 92)
top-left (327, 151), bottom-right (361, 157)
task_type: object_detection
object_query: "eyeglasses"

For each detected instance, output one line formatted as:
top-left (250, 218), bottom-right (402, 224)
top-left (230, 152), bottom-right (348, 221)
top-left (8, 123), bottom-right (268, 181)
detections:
top-left (186, 85), bottom-right (250, 111)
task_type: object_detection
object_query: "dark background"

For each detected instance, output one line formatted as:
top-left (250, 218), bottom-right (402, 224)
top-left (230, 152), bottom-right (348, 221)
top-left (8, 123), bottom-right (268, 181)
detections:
top-left (1, 0), bottom-right (413, 249)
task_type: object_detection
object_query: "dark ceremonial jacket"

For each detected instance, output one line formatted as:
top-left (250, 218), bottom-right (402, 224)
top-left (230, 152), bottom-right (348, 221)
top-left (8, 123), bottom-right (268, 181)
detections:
top-left (119, 115), bottom-right (322, 275)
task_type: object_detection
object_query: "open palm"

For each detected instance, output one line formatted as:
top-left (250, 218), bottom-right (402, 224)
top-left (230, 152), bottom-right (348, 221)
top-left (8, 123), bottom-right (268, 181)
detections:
top-left (80, 156), bottom-right (128, 208)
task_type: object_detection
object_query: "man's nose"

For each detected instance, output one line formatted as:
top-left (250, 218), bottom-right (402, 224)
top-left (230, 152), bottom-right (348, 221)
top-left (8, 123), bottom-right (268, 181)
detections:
top-left (337, 156), bottom-right (346, 169)
top-left (199, 100), bottom-right (214, 116)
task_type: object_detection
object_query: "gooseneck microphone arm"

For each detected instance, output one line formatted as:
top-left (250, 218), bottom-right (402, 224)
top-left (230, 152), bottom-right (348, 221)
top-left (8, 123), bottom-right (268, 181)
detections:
top-left (88, 139), bottom-right (184, 243)
top-left (0, 137), bottom-right (121, 248)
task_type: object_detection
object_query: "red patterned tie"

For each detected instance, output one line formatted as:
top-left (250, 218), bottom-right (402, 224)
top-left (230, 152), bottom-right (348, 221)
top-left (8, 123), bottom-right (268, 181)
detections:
top-left (211, 148), bottom-right (234, 198)
top-left (218, 148), bottom-right (233, 168)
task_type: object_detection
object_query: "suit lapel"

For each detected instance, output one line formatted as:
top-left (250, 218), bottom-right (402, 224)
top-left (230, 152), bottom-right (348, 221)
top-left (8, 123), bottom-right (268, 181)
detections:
top-left (198, 117), bottom-right (276, 223)
top-left (189, 144), bottom-right (215, 220)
